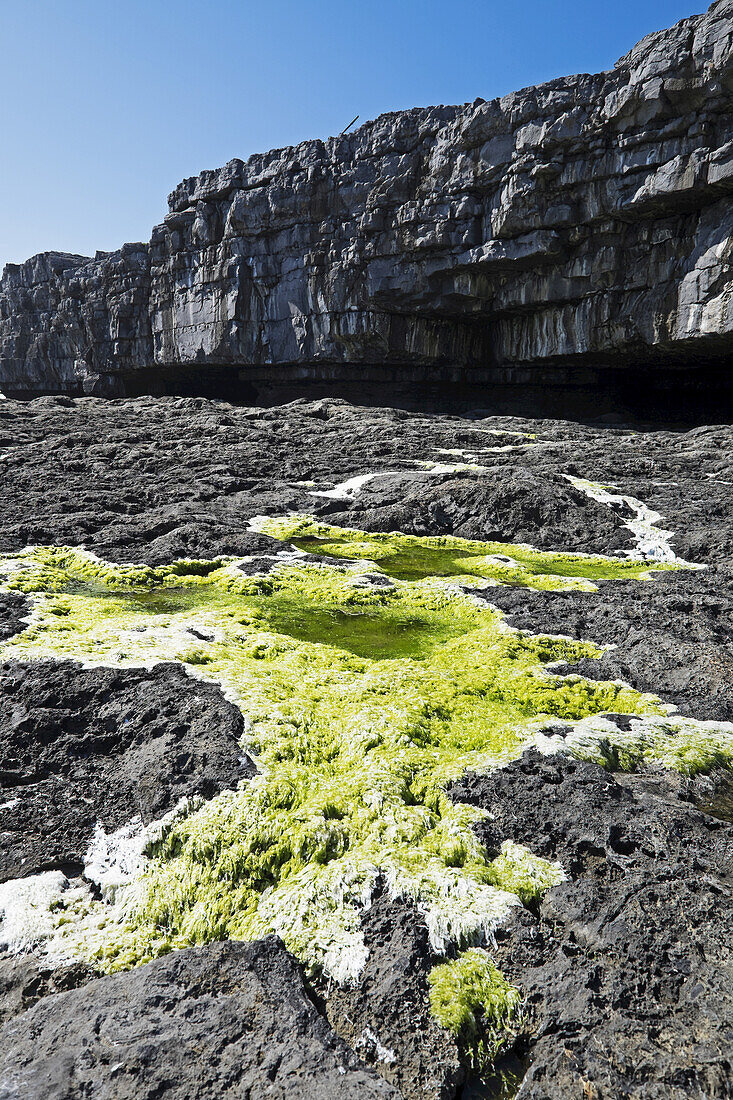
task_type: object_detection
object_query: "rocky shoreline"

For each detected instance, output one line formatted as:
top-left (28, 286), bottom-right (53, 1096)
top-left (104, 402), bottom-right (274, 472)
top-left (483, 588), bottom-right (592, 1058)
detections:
top-left (0, 395), bottom-right (731, 1098)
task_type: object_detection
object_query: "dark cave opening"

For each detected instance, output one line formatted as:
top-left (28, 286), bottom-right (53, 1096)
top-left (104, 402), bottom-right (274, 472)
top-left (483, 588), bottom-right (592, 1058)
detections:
top-left (119, 365), bottom-right (260, 403)
top-left (112, 359), bottom-right (733, 430)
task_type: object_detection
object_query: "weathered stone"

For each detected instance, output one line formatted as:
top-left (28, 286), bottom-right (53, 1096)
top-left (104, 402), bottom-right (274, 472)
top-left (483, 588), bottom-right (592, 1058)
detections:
top-left (0, 937), bottom-right (400, 1099)
top-left (0, 660), bottom-right (250, 883)
top-left (318, 895), bottom-right (467, 1100)
top-left (324, 468), bottom-right (634, 554)
top-left (2, 3), bottom-right (733, 404)
top-left (0, 954), bottom-right (94, 1027)
top-left (0, 247), bottom-right (150, 396)
top-left (451, 752), bottom-right (733, 1099)
top-left (489, 566), bottom-right (733, 722)
top-left (0, 595), bottom-right (28, 642)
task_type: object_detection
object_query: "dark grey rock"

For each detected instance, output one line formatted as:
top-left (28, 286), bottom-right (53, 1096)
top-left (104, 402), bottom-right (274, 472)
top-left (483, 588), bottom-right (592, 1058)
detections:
top-left (0, 660), bottom-right (250, 882)
top-left (318, 895), bottom-right (465, 1100)
top-left (0, 955), bottom-right (93, 1027)
top-left (488, 566), bottom-right (733, 721)
top-left (450, 751), bottom-right (733, 1099)
top-left (0, 937), bottom-right (400, 1099)
top-left (5, 396), bottom-right (731, 565)
top-left (2, 4), bottom-right (733, 404)
top-left (324, 469), bottom-right (633, 554)
top-left (0, 595), bottom-right (28, 642)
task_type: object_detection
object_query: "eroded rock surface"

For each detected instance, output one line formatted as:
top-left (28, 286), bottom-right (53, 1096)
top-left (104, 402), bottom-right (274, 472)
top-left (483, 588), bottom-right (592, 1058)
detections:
top-left (0, 954), bottom-right (94, 1028)
top-left (0, 395), bottom-right (732, 1098)
top-left (322, 469), bottom-right (634, 555)
top-left (490, 568), bottom-right (733, 721)
top-left (0, 937), bottom-right (400, 1099)
top-left (6, 395), bottom-right (733, 565)
top-left (319, 896), bottom-right (466, 1100)
top-left (0, 660), bottom-right (249, 882)
top-left (0, 595), bottom-right (27, 642)
top-left (452, 752), bottom-right (733, 1099)
top-left (2, 2), bottom-right (733, 407)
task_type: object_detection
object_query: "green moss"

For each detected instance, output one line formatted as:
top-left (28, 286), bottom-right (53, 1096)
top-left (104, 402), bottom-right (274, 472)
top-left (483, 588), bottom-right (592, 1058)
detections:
top-left (485, 840), bottom-right (565, 906)
top-left (556, 715), bottom-right (733, 777)
top-left (0, 506), bottom-right (723, 1070)
top-left (428, 948), bottom-right (522, 1062)
top-left (2, 516), bottom-right (700, 1069)
top-left (255, 515), bottom-right (682, 589)
top-left (0, 541), bottom-right (665, 991)
top-left (659, 735), bottom-right (733, 775)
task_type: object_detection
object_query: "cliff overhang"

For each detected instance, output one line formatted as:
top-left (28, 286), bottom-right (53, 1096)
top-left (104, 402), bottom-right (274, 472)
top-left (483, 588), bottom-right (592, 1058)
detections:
top-left (2, 0), bottom-right (733, 417)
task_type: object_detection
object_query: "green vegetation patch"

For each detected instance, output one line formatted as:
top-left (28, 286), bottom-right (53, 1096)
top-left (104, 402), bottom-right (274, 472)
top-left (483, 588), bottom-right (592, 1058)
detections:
top-left (255, 515), bottom-right (682, 588)
top-left (428, 948), bottom-right (522, 1064)
top-left (0, 542), bottom-right (664, 991)
top-left (1, 520), bottom-right (698, 1068)
top-left (550, 714), bottom-right (733, 777)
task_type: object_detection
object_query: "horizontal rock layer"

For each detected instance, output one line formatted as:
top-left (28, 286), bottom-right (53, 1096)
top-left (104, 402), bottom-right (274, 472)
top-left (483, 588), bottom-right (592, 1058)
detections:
top-left (2, 1), bottom-right (733, 403)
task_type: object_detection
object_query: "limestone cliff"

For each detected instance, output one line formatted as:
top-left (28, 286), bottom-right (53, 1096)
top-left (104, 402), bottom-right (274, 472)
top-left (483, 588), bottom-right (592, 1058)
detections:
top-left (2, 0), bottom-right (733, 401)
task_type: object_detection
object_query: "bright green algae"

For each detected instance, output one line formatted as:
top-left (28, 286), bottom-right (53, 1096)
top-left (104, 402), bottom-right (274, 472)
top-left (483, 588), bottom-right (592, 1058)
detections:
top-left (428, 948), bottom-right (522, 1063)
top-left (0, 533), bottom-right (677, 1061)
top-left (0, 544), bottom-right (661, 958)
top-left (255, 515), bottom-right (681, 588)
top-left (551, 714), bottom-right (733, 778)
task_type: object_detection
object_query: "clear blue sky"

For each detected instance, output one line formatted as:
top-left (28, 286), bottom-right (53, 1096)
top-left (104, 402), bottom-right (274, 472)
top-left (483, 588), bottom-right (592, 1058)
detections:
top-left (1, 0), bottom-right (702, 271)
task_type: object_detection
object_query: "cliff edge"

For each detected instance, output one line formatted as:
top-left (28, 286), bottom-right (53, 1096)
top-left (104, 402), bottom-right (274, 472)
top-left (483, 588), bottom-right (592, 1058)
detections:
top-left (2, 0), bottom-right (732, 405)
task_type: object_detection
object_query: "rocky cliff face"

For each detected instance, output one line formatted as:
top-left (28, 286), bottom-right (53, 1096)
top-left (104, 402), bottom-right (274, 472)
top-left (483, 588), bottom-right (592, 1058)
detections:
top-left (0, 246), bottom-right (150, 396)
top-left (2, 1), bottom-right (733, 406)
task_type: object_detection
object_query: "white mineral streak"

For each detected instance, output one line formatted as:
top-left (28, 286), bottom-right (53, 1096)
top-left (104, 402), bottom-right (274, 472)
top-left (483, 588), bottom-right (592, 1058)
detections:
top-left (480, 429), bottom-right (533, 438)
top-left (309, 470), bottom-right (406, 501)
top-left (84, 818), bottom-right (150, 904)
top-left (436, 442), bottom-right (529, 457)
top-left (0, 872), bottom-right (88, 952)
top-left (388, 841), bottom-right (566, 958)
top-left (565, 476), bottom-right (695, 564)
top-left (307, 457), bottom-right (510, 503)
top-left (256, 863), bottom-right (377, 983)
top-left (535, 711), bottom-right (733, 770)
top-left (416, 460), bottom-right (491, 474)
top-left (84, 796), bottom-right (204, 901)
top-left (356, 1028), bottom-right (397, 1065)
top-left (408, 874), bottom-right (521, 956)
top-left (0, 799), bottom-right (204, 961)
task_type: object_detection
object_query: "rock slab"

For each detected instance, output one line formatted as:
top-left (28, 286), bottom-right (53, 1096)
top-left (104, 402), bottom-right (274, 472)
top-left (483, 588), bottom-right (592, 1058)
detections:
top-left (0, 937), bottom-right (400, 1099)
top-left (0, 660), bottom-right (250, 883)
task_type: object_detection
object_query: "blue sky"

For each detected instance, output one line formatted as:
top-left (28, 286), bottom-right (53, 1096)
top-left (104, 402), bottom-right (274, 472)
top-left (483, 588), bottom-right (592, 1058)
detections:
top-left (1, 0), bottom-right (702, 271)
